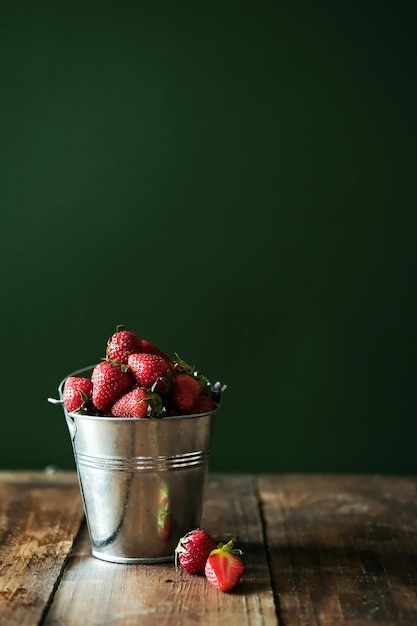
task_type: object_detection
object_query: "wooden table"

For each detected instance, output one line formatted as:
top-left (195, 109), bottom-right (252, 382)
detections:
top-left (1, 472), bottom-right (417, 625)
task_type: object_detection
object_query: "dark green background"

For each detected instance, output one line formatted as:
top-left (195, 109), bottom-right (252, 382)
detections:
top-left (1, 0), bottom-right (416, 473)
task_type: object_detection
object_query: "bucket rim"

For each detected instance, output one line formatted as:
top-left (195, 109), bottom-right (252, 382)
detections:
top-left (58, 364), bottom-right (221, 422)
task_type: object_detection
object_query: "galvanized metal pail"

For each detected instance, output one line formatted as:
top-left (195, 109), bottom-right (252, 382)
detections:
top-left (52, 365), bottom-right (218, 564)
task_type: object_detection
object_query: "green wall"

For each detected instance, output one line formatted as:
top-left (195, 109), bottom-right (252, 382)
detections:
top-left (1, 0), bottom-right (416, 473)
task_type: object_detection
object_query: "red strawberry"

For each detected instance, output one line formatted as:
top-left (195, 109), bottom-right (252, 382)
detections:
top-left (204, 540), bottom-right (244, 592)
top-left (62, 376), bottom-right (93, 412)
top-left (106, 325), bottom-right (143, 364)
top-left (175, 529), bottom-right (217, 575)
top-left (91, 361), bottom-right (133, 411)
top-left (128, 353), bottom-right (173, 391)
top-left (190, 394), bottom-right (217, 415)
top-left (110, 386), bottom-right (162, 418)
top-left (141, 338), bottom-right (171, 361)
top-left (171, 373), bottom-right (201, 413)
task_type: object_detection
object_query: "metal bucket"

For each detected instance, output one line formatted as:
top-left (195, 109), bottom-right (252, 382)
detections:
top-left (52, 365), bottom-right (218, 564)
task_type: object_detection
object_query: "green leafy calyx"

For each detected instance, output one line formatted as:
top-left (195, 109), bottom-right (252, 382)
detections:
top-left (210, 540), bottom-right (243, 558)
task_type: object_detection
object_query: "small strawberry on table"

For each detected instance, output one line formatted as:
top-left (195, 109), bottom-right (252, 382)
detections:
top-left (175, 529), bottom-right (217, 575)
top-left (204, 541), bottom-right (244, 592)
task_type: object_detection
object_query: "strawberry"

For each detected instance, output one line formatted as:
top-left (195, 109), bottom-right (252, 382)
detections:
top-left (128, 353), bottom-right (173, 391)
top-left (110, 386), bottom-right (163, 418)
top-left (204, 540), bottom-right (244, 592)
top-left (190, 394), bottom-right (217, 415)
top-left (170, 373), bottom-right (202, 413)
top-left (173, 356), bottom-right (213, 395)
top-left (106, 324), bottom-right (143, 364)
top-left (141, 338), bottom-right (171, 361)
top-left (62, 376), bottom-right (93, 412)
top-left (175, 529), bottom-right (217, 575)
top-left (91, 361), bottom-right (133, 411)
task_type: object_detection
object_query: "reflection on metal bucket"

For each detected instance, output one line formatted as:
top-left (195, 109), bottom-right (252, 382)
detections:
top-left (57, 366), bottom-right (218, 564)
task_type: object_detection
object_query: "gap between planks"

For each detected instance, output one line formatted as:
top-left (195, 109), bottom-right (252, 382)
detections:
top-left (258, 473), bottom-right (417, 626)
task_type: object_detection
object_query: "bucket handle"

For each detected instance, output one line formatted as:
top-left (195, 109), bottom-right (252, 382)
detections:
top-left (47, 396), bottom-right (77, 441)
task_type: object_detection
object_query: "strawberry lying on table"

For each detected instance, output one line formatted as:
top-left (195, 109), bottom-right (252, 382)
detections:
top-left (205, 540), bottom-right (244, 591)
top-left (175, 529), bottom-right (244, 591)
top-left (60, 324), bottom-right (224, 418)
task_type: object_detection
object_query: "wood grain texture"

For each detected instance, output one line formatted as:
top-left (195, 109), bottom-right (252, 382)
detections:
top-left (0, 471), bottom-right (84, 626)
top-left (4, 472), bottom-right (417, 625)
top-left (258, 474), bottom-right (417, 626)
top-left (43, 474), bottom-right (278, 626)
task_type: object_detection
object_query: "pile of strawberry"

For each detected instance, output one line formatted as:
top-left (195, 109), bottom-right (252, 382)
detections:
top-left (175, 529), bottom-right (244, 592)
top-left (62, 325), bottom-right (219, 418)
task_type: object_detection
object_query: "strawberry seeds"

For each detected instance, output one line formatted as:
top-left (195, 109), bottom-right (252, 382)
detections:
top-left (175, 529), bottom-right (244, 592)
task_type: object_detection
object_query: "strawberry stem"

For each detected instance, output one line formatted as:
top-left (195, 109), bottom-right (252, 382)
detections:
top-left (211, 540), bottom-right (243, 558)
top-left (101, 357), bottom-right (129, 372)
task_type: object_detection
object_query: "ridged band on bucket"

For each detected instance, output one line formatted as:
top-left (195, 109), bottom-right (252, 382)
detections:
top-left (76, 449), bottom-right (211, 472)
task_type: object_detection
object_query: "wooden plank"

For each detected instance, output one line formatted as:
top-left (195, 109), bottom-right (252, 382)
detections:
top-left (0, 471), bottom-right (84, 626)
top-left (258, 474), bottom-right (417, 626)
top-left (43, 474), bottom-right (278, 626)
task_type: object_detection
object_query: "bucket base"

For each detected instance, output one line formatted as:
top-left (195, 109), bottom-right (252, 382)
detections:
top-left (92, 550), bottom-right (174, 564)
